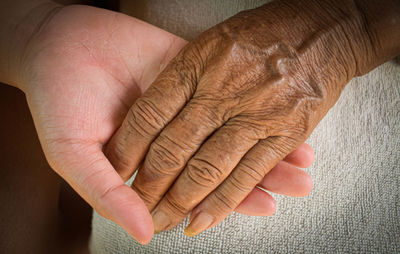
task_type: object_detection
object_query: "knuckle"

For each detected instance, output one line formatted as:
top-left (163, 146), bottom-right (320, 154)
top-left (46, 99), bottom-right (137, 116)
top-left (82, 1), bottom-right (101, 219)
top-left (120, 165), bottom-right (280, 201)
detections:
top-left (228, 173), bottom-right (255, 193)
top-left (125, 110), bottom-right (151, 138)
top-left (198, 102), bottom-right (225, 125)
top-left (180, 40), bottom-right (206, 76)
top-left (163, 192), bottom-right (190, 216)
top-left (236, 159), bottom-right (265, 183)
top-left (186, 158), bottom-right (225, 187)
top-left (211, 190), bottom-right (237, 212)
top-left (178, 101), bottom-right (222, 129)
top-left (145, 139), bottom-right (185, 177)
top-left (94, 184), bottom-right (125, 219)
top-left (265, 136), bottom-right (297, 158)
top-left (156, 47), bottom-right (199, 96)
top-left (98, 184), bottom-right (122, 203)
top-left (126, 98), bottom-right (167, 136)
top-left (228, 117), bottom-right (269, 140)
top-left (131, 183), bottom-right (158, 208)
top-left (105, 141), bottom-right (133, 175)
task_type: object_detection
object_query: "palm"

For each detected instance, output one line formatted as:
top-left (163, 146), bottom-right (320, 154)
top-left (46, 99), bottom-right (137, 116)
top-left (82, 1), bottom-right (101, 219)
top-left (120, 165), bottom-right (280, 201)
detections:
top-left (22, 5), bottom-right (184, 243)
top-left (25, 5), bottom-right (179, 149)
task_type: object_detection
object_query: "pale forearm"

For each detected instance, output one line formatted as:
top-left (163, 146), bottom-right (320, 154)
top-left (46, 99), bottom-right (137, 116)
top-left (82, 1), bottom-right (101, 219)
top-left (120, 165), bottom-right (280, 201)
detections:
top-left (0, 0), bottom-right (61, 88)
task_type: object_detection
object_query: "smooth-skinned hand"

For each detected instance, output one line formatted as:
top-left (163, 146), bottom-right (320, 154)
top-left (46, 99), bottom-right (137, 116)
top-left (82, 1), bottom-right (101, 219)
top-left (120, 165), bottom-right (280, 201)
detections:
top-left (13, 3), bottom-right (315, 243)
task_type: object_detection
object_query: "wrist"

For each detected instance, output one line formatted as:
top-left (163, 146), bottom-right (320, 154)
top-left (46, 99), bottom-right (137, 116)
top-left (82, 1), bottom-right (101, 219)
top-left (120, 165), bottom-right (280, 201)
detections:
top-left (351, 0), bottom-right (400, 75)
top-left (237, 0), bottom-right (362, 106)
top-left (0, 0), bottom-right (62, 90)
top-left (254, 0), bottom-right (399, 78)
top-left (236, 0), bottom-right (400, 107)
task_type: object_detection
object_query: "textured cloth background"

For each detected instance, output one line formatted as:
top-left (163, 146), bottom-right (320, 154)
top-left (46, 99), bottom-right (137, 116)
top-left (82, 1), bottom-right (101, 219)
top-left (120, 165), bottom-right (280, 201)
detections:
top-left (119, 0), bottom-right (270, 40)
top-left (90, 1), bottom-right (400, 253)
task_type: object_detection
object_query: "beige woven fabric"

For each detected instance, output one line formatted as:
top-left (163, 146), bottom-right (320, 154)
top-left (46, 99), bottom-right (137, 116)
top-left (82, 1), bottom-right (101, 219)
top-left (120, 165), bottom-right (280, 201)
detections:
top-left (118, 0), bottom-right (269, 40)
top-left (90, 1), bottom-right (400, 253)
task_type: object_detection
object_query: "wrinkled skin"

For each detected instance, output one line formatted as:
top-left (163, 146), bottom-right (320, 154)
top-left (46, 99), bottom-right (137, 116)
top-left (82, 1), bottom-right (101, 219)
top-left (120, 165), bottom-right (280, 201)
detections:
top-left (106, 0), bottom-right (399, 236)
top-left (12, 3), bottom-right (315, 244)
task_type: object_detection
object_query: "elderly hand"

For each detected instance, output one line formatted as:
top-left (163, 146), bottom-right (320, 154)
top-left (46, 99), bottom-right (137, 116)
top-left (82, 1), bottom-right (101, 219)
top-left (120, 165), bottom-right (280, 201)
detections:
top-left (107, 0), bottom-right (399, 236)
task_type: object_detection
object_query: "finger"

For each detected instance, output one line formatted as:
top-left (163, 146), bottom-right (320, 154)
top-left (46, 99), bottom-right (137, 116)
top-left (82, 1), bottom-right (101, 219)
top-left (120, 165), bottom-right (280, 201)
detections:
top-left (149, 122), bottom-right (260, 233)
top-left (231, 143), bottom-right (313, 216)
top-left (184, 136), bottom-right (297, 237)
top-left (232, 161), bottom-right (312, 216)
top-left (259, 160), bottom-right (313, 197)
top-left (283, 143), bottom-right (314, 168)
top-left (233, 188), bottom-right (276, 216)
top-left (131, 99), bottom-right (225, 211)
top-left (104, 47), bottom-right (198, 181)
top-left (54, 142), bottom-right (153, 244)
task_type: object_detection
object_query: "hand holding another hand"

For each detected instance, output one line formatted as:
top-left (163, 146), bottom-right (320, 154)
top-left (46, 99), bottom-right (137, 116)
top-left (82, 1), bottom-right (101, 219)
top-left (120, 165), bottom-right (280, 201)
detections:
top-left (2, 0), bottom-right (398, 245)
top-left (12, 3), bottom-right (314, 244)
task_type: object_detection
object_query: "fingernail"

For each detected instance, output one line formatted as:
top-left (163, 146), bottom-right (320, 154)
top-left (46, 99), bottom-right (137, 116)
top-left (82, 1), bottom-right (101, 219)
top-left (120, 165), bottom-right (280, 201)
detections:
top-left (152, 210), bottom-right (171, 234)
top-left (184, 212), bottom-right (214, 237)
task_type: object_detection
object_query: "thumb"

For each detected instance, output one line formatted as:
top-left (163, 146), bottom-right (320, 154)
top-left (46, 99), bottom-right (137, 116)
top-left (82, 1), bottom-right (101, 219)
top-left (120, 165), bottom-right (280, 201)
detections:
top-left (49, 141), bottom-right (153, 244)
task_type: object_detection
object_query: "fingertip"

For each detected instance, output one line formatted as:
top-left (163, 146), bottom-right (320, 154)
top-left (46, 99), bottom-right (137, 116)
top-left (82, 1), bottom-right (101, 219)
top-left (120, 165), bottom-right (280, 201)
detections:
top-left (262, 189), bottom-right (276, 216)
top-left (121, 215), bottom-right (154, 245)
top-left (234, 188), bottom-right (276, 216)
top-left (126, 214), bottom-right (154, 245)
top-left (136, 231), bottom-right (154, 245)
top-left (98, 185), bottom-right (154, 244)
top-left (122, 202), bottom-right (154, 244)
top-left (62, 145), bottom-right (154, 244)
top-left (284, 143), bottom-right (315, 168)
top-left (260, 162), bottom-right (313, 197)
top-left (298, 143), bottom-right (315, 168)
top-left (284, 169), bottom-right (313, 197)
top-left (297, 171), bottom-right (313, 197)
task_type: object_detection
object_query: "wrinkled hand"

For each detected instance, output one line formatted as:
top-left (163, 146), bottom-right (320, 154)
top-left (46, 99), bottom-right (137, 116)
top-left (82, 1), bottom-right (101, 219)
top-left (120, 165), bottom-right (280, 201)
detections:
top-left (104, 0), bottom-right (366, 236)
top-left (17, 3), bottom-right (314, 243)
